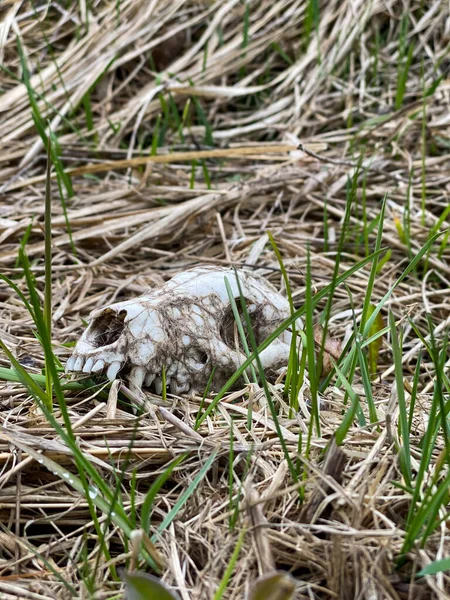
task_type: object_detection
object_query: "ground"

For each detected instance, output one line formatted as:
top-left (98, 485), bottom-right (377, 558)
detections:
top-left (0, 1), bottom-right (450, 599)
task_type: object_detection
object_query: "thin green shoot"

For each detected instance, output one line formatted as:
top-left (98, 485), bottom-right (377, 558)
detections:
top-left (304, 245), bottom-right (319, 436)
top-left (437, 228), bottom-right (450, 260)
top-left (333, 360), bottom-right (361, 445)
top-left (268, 232), bottom-right (299, 414)
top-left (421, 63), bottom-right (427, 226)
top-left (190, 160), bottom-right (197, 189)
top-left (191, 94), bottom-right (214, 146)
top-left (228, 418), bottom-right (235, 529)
top-left (194, 366), bottom-right (216, 430)
top-left (375, 248), bottom-right (391, 274)
top-left (403, 169), bottom-right (414, 262)
top-left (356, 339), bottom-right (378, 426)
top-left (395, 14), bottom-right (413, 109)
top-left (408, 350), bottom-right (422, 432)
top-left (343, 283), bottom-right (366, 426)
top-left (417, 558), bottom-right (450, 577)
top-left (270, 42), bottom-right (293, 65)
top-left (202, 40), bottom-right (209, 72)
top-left (168, 92), bottom-right (183, 143)
top-left (360, 193), bottom-right (387, 331)
top-left (395, 43), bottom-right (414, 109)
top-left (303, 0), bottom-right (320, 54)
top-left (130, 470), bottom-right (138, 530)
top-left (15, 219), bottom-right (34, 270)
top-left (212, 528), bottom-right (246, 600)
top-left (152, 449), bottom-right (218, 542)
top-left (201, 160), bottom-right (212, 189)
top-left (361, 172), bottom-right (368, 256)
top-left (83, 91), bottom-right (94, 132)
top-left (161, 365), bottom-right (167, 401)
top-left (151, 115), bottom-right (162, 156)
top-left (424, 206), bottom-right (450, 271)
top-left (141, 454), bottom-right (187, 535)
top-left (44, 138), bottom-right (53, 403)
top-left (296, 430), bottom-right (303, 499)
top-left (366, 303), bottom-right (384, 379)
top-left (323, 199), bottom-right (329, 253)
top-left (242, 2), bottom-right (250, 51)
top-left (16, 38), bottom-right (73, 201)
top-left (389, 311), bottom-right (412, 488)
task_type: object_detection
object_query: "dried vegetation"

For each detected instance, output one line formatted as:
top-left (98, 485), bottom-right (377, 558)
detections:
top-left (0, 0), bottom-right (450, 598)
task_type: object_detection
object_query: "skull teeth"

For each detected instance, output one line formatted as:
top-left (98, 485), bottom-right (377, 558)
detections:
top-left (92, 359), bottom-right (105, 374)
top-left (154, 377), bottom-right (162, 395)
top-left (107, 361), bottom-right (122, 382)
top-left (65, 356), bottom-right (76, 373)
top-left (74, 356), bottom-right (84, 372)
top-left (83, 357), bottom-right (94, 374)
top-left (128, 366), bottom-right (145, 389)
top-left (145, 372), bottom-right (155, 387)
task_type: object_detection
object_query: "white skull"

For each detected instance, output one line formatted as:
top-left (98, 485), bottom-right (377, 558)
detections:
top-left (66, 267), bottom-right (302, 395)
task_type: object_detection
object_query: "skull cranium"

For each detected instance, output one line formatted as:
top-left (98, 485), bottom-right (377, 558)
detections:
top-left (66, 267), bottom-right (302, 394)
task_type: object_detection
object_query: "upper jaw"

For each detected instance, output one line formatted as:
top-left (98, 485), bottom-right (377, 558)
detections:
top-left (65, 349), bottom-right (194, 396)
top-left (65, 345), bottom-right (126, 381)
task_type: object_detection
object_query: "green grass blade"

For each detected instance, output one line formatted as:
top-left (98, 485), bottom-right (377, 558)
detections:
top-left (304, 245), bottom-right (319, 436)
top-left (356, 340), bottom-right (378, 425)
top-left (417, 558), bottom-right (450, 577)
top-left (44, 138), bottom-right (53, 401)
top-left (395, 44), bottom-right (414, 110)
top-left (212, 528), bottom-right (246, 600)
top-left (333, 360), bottom-right (360, 445)
top-left (389, 311), bottom-right (412, 487)
top-left (152, 449), bottom-right (218, 541)
top-left (268, 232), bottom-right (299, 413)
top-left (141, 454), bottom-right (187, 535)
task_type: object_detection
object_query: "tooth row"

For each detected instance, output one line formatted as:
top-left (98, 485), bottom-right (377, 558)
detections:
top-left (66, 356), bottom-right (192, 395)
top-left (65, 355), bottom-right (109, 377)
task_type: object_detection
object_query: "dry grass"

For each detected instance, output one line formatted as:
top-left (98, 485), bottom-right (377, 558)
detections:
top-left (0, 0), bottom-right (450, 598)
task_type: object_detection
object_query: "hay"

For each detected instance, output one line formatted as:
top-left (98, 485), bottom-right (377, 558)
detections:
top-left (0, 0), bottom-right (449, 598)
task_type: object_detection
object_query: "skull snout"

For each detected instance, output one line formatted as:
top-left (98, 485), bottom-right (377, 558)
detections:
top-left (66, 307), bottom-right (129, 378)
top-left (66, 300), bottom-right (162, 384)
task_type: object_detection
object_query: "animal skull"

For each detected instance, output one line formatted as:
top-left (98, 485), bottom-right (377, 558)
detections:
top-left (66, 267), bottom-right (302, 394)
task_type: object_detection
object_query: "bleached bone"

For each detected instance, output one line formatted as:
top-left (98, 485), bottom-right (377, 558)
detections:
top-left (66, 267), bottom-right (302, 394)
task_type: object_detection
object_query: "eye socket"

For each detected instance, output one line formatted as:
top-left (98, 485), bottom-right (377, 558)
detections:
top-left (88, 310), bottom-right (127, 348)
top-left (220, 301), bottom-right (251, 351)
